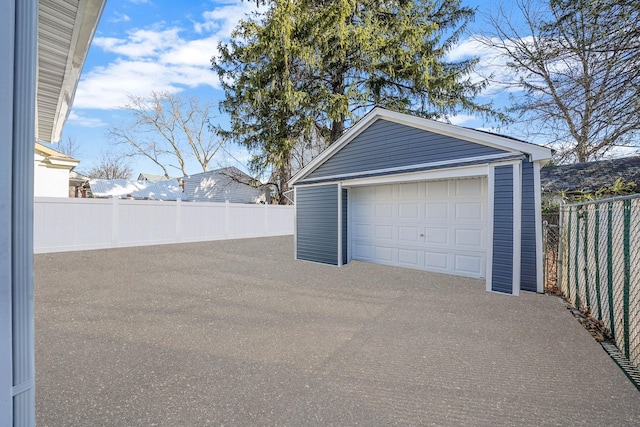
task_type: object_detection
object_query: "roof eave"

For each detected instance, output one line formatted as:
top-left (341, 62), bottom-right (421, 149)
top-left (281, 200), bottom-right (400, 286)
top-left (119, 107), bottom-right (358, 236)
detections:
top-left (36, 0), bottom-right (107, 143)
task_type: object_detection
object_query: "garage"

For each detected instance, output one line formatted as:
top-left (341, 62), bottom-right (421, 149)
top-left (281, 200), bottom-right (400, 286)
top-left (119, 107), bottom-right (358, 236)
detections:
top-left (350, 178), bottom-right (487, 278)
top-left (289, 108), bottom-right (552, 295)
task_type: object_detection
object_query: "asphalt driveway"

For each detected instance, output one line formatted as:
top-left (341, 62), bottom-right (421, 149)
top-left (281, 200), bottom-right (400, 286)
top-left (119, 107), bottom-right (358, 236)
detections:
top-left (35, 236), bottom-right (640, 426)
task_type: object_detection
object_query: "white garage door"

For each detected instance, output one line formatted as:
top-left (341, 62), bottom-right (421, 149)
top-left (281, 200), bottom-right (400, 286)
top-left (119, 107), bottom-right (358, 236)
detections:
top-left (350, 177), bottom-right (488, 278)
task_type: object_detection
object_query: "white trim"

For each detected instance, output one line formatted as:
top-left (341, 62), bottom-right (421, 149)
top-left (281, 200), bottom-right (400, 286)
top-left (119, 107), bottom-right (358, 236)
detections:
top-left (293, 187), bottom-right (298, 260)
top-left (337, 182), bottom-right (343, 267)
top-left (293, 181), bottom-right (342, 189)
top-left (533, 161), bottom-right (544, 293)
top-left (288, 107), bottom-right (552, 186)
top-left (512, 163), bottom-right (522, 296)
top-left (299, 153), bottom-right (516, 184)
top-left (486, 166), bottom-right (495, 293)
top-left (342, 164), bottom-right (493, 188)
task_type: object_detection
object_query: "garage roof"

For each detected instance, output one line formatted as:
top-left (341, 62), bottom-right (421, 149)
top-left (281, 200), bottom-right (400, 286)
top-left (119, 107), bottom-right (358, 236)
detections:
top-left (37, 0), bottom-right (106, 143)
top-left (289, 108), bottom-right (553, 186)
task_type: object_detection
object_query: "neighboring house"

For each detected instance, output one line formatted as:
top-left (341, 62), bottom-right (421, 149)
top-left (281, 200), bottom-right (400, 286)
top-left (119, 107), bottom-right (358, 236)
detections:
top-left (183, 167), bottom-right (271, 204)
top-left (137, 173), bottom-right (174, 181)
top-left (69, 170), bottom-right (90, 197)
top-left (34, 142), bottom-right (80, 197)
top-left (89, 178), bottom-right (185, 200)
top-left (289, 107), bottom-right (553, 296)
top-left (541, 156), bottom-right (640, 193)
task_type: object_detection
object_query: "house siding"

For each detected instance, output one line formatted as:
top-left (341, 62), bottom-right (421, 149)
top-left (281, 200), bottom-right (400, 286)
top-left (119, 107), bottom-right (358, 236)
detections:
top-left (296, 184), bottom-right (339, 265)
top-left (306, 119), bottom-right (508, 180)
top-left (492, 165), bottom-right (514, 293)
top-left (183, 169), bottom-right (266, 204)
top-left (520, 160), bottom-right (538, 292)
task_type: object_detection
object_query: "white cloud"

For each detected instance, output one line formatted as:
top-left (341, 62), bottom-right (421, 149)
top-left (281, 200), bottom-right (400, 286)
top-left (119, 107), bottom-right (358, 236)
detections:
top-left (67, 111), bottom-right (107, 127)
top-left (447, 36), bottom-right (528, 95)
top-left (108, 12), bottom-right (131, 24)
top-left (93, 28), bottom-right (183, 59)
top-left (74, 0), bottom-right (263, 111)
top-left (195, 2), bottom-right (265, 38)
top-left (74, 59), bottom-right (219, 109)
top-left (446, 114), bottom-right (477, 126)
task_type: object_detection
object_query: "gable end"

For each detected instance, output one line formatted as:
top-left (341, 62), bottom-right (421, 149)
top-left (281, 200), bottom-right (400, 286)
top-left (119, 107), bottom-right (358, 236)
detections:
top-left (305, 119), bottom-right (511, 181)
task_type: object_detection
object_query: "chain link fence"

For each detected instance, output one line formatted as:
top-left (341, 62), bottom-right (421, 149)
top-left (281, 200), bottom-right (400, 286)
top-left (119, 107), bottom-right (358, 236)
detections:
top-left (542, 211), bottom-right (560, 292)
top-left (558, 195), bottom-right (640, 371)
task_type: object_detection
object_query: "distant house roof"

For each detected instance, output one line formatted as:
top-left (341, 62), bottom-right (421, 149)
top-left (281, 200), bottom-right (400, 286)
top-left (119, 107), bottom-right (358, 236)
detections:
top-left (183, 166), bottom-right (268, 204)
top-left (89, 178), bottom-right (185, 200)
top-left (540, 156), bottom-right (640, 193)
top-left (137, 173), bottom-right (174, 181)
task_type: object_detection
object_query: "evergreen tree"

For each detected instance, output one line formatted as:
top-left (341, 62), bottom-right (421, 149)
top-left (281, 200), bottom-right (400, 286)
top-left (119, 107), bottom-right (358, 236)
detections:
top-left (213, 0), bottom-right (498, 198)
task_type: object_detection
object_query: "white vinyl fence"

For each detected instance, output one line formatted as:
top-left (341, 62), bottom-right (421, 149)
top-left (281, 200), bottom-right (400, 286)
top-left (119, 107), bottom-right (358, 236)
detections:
top-left (34, 197), bottom-right (294, 254)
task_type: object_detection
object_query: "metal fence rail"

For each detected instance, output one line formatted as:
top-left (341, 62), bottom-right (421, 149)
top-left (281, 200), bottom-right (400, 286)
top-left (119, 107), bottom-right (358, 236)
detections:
top-left (559, 195), bottom-right (640, 370)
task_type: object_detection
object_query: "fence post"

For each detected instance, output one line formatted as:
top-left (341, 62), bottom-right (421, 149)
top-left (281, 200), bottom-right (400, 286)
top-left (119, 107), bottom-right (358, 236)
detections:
top-left (264, 203), bottom-right (269, 236)
top-left (225, 200), bottom-right (230, 237)
top-left (176, 199), bottom-right (182, 242)
top-left (111, 197), bottom-right (119, 248)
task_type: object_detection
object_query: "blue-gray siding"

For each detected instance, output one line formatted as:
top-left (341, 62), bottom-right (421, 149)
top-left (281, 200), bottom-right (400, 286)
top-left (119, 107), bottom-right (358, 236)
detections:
top-left (520, 161), bottom-right (538, 291)
top-left (306, 119), bottom-right (508, 180)
top-left (342, 188), bottom-right (348, 265)
top-left (492, 166), bottom-right (514, 293)
top-left (296, 185), bottom-right (339, 265)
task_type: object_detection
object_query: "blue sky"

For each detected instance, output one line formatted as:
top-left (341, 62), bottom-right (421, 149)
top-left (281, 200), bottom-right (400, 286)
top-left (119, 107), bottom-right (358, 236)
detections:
top-left (60, 0), bottom-right (522, 178)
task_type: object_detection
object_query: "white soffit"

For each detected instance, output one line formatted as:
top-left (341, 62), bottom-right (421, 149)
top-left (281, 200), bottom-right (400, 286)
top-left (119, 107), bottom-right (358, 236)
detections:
top-left (37, 0), bottom-right (106, 143)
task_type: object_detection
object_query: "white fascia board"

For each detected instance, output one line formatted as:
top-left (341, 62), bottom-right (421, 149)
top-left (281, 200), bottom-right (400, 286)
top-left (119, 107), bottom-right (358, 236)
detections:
top-left (298, 153), bottom-right (517, 184)
top-left (342, 163), bottom-right (490, 187)
top-left (46, 157), bottom-right (80, 168)
top-left (289, 107), bottom-right (552, 186)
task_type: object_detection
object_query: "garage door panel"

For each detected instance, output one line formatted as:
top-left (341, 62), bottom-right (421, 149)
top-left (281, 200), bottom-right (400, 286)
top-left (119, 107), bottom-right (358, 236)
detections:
top-left (426, 203), bottom-right (449, 219)
top-left (455, 202), bottom-right (483, 220)
top-left (354, 202), bottom-right (373, 217)
top-left (354, 223), bottom-right (371, 238)
top-left (398, 249), bottom-right (419, 266)
top-left (426, 180), bottom-right (448, 196)
top-left (375, 224), bottom-right (393, 239)
top-left (375, 246), bottom-right (394, 262)
top-left (375, 203), bottom-right (393, 218)
top-left (454, 228), bottom-right (483, 248)
top-left (398, 203), bottom-right (419, 218)
top-left (375, 185), bottom-right (393, 199)
top-left (353, 244), bottom-right (372, 259)
top-left (454, 254), bottom-right (483, 275)
top-left (455, 178), bottom-right (483, 196)
top-left (398, 226), bottom-right (420, 242)
top-left (425, 251), bottom-right (449, 270)
top-left (398, 182), bottom-right (421, 198)
top-left (425, 227), bottom-right (448, 245)
top-left (351, 178), bottom-right (487, 278)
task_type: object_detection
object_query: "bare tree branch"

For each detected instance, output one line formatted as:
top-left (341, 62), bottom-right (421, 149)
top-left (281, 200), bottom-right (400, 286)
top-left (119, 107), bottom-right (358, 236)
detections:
top-left (87, 152), bottom-right (132, 180)
top-left (107, 91), bottom-right (225, 177)
top-left (477, 0), bottom-right (640, 163)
